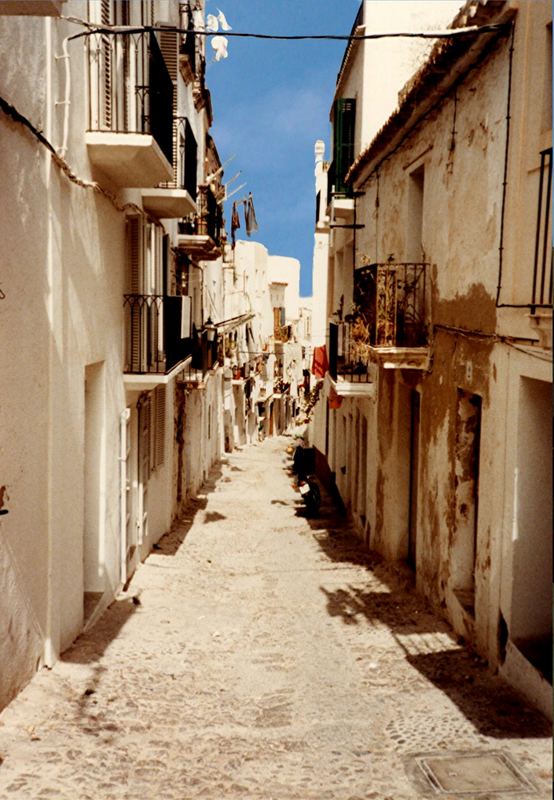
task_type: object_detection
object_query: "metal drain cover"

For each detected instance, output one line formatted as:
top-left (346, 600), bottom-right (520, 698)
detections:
top-left (409, 750), bottom-right (537, 795)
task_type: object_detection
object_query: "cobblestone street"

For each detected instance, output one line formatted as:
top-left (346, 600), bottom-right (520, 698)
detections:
top-left (0, 437), bottom-right (551, 800)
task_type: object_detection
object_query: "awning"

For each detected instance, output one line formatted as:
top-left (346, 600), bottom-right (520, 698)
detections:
top-left (215, 312), bottom-right (255, 335)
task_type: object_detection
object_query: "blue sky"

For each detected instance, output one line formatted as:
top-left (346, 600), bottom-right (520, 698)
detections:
top-left (206, 1), bottom-right (361, 297)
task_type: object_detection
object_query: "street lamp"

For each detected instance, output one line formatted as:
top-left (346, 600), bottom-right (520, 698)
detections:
top-left (204, 317), bottom-right (216, 342)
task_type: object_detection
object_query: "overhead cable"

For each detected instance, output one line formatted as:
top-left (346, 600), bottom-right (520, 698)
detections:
top-left (63, 21), bottom-right (510, 44)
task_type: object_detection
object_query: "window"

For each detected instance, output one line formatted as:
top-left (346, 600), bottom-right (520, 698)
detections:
top-left (407, 165), bottom-right (425, 262)
top-left (332, 98), bottom-right (356, 195)
top-left (184, 120), bottom-right (198, 199)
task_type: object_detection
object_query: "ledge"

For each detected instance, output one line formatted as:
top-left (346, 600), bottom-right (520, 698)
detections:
top-left (176, 233), bottom-right (221, 261)
top-left (369, 345), bottom-right (430, 371)
top-left (86, 132), bottom-right (173, 188)
top-left (142, 188), bottom-right (197, 219)
top-left (327, 372), bottom-right (376, 398)
top-left (331, 196), bottom-right (355, 221)
top-left (527, 309), bottom-right (552, 350)
top-left (124, 356), bottom-right (192, 392)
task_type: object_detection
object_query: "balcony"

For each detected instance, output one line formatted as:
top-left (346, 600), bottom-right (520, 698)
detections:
top-left (328, 321), bottom-right (375, 398)
top-left (123, 294), bottom-right (193, 389)
top-left (142, 118), bottom-right (198, 219)
top-left (326, 160), bottom-right (355, 223)
top-left (176, 185), bottom-right (223, 260)
top-left (353, 262), bottom-right (430, 370)
top-left (178, 331), bottom-right (219, 387)
top-left (86, 31), bottom-right (174, 188)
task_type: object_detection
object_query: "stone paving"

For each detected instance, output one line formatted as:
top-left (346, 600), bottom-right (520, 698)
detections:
top-left (0, 436), bottom-right (551, 800)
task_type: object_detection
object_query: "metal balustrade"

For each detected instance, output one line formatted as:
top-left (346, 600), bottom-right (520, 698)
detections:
top-left (532, 147), bottom-right (553, 310)
top-left (124, 294), bottom-right (193, 374)
top-left (354, 262), bottom-right (429, 348)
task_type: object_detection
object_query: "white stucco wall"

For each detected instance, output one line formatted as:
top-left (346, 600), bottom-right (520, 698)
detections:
top-left (268, 255), bottom-right (301, 323)
top-left (0, 0), bottom-right (219, 708)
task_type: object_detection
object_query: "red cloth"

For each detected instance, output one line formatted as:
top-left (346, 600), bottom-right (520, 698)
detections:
top-left (329, 384), bottom-right (343, 409)
top-left (311, 345), bottom-right (329, 378)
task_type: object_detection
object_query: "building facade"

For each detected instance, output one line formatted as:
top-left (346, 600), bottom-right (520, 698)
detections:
top-left (311, 0), bottom-right (552, 716)
top-left (0, 0), bottom-right (226, 709)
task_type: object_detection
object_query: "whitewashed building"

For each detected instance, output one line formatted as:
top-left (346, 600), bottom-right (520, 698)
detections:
top-left (0, 0), bottom-right (226, 708)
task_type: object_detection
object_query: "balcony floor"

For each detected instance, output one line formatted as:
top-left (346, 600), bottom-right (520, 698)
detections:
top-left (369, 346), bottom-right (430, 371)
top-left (176, 233), bottom-right (221, 261)
top-left (142, 188), bottom-right (197, 219)
top-left (86, 132), bottom-right (173, 188)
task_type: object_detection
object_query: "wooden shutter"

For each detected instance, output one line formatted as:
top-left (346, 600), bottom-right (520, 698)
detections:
top-left (126, 215), bottom-right (145, 371)
top-left (154, 385), bottom-right (166, 468)
top-left (333, 98), bottom-right (356, 194)
top-left (184, 119), bottom-right (197, 199)
top-left (158, 26), bottom-right (179, 184)
top-left (100, 0), bottom-right (112, 129)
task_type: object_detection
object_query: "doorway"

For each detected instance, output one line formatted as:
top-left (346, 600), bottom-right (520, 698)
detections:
top-left (408, 390), bottom-right (420, 569)
top-left (452, 390), bottom-right (482, 616)
top-left (84, 362), bottom-right (106, 622)
top-left (510, 377), bottom-right (552, 681)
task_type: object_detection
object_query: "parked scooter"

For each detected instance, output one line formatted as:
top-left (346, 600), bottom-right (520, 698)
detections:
top-left (292, 445), bottom-right (321, 517)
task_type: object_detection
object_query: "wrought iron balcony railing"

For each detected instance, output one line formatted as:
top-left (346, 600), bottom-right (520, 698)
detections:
top-left (124, 294), bottom-right (193, 374)
top-left (87, 30), bottom-right (173, 165)
top-left (328, 322), bottom-right (372, 383)
top-left (354, 262), bottom-right (429, 348)
top-left (180, 184), bottom-right (222, 238)
top-left (531, 147), bottom-right (553, 310)
top-left (179, 330), bottom-right (219, 381)
top-left (159, 116), bottom-right (197, 197)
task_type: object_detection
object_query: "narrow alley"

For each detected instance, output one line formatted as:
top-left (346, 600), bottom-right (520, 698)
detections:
top-left (0, 437), bottom-right (550, 800)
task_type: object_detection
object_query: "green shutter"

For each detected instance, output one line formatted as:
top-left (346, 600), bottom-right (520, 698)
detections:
top-left (333, 98), bottom-right (356, 195)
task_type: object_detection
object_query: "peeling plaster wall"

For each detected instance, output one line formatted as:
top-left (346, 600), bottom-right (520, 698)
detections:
top-left (348, 10), bottom-right (553, 706)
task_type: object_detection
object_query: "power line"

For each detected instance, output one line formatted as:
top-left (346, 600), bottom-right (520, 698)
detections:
top-left (64, 21), bottom-right (510, 44)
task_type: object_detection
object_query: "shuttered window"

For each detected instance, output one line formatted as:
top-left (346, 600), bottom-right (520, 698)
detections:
top-left (184, 120), bottom-right (198, 199)
top-left (153, 385), bottom-right (166, 469)
top-left (158, 27), bottom-right (179, 182)
top-left (333, 98), bottom-right (356, 195)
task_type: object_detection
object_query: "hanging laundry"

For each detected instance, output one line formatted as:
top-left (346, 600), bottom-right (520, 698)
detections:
top-left (231, 201), bottom-right (241, 248)
top-left (329, 384), bottom-right (343, 409)
top-left (311, 345), bottom-right (329, 378)
top-left (206, 13), bottom-right (219, 31)
top-left (211, 35), bottom-right (228, 61)
top-left (244, 192), bottom-right (259, 237)
top-left (216, 9), bottom-right (232, 31)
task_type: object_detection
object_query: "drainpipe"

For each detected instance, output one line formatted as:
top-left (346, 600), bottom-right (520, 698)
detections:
top-left (495, 24), bottom-right (516, 308)
top-left (44, 16), bottom-right (56, 669)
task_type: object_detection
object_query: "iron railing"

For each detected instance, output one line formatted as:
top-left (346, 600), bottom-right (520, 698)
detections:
top-left (124, 294), bottom-right (193, 374)
top-left (178, 184), bottom-right (223, 242)
top-left (354, 262), bottom-right (429, 348)
top-left (531, 147), bottom-right (553, 310)
top-left (329, 322), bottom-right (372, 383)
top-left (159, 116), bottom-right (197, 197)
top-left (87, 31), bottom-right (174, 165)
top-left (179, 330), bottom-right (219, 379)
